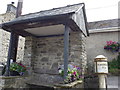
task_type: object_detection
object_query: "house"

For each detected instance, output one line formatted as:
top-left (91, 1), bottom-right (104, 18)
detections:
top-left (87, 19), bottom-right (119, 73)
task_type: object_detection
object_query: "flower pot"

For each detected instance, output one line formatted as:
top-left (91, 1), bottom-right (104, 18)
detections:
top-left (10, 71), bottom-right (20, 76)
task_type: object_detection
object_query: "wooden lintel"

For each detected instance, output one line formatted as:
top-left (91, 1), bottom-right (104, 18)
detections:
top-left (13, 29), bottom-right (36, 37)
top-left (8, 19), bottom-right (65, 30)
top-left (3, 14), bottom-right (71, 30)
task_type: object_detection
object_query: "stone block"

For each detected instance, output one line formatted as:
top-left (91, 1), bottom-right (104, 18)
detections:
top-left (29, 73), bottom-right (64, 86)
top-left (34, 68), bottom-right (59, 74)
top-left (41, 57), bottom-right (49, 62)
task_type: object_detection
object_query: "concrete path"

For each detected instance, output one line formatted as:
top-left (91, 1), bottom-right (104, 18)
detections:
top-left (107, 76), bottom-right (120, 90)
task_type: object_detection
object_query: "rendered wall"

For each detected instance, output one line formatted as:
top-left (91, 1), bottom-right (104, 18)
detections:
top-left (86, 29), bottom-right (119, 72)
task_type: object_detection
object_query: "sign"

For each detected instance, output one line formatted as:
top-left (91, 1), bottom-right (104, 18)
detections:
top-left (96, 62), bottom-right (108, 73)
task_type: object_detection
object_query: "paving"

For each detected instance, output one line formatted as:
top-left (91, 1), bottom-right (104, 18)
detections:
top-left (107, 76), bottom-right (120, 90)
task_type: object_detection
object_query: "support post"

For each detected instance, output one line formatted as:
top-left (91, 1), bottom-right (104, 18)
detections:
top-left (12, 34), bottom-right (19, 62)
top-left (64, 25), bottom-right (70, 79)
top-left (13, 0), bottom-right (23, 62)
top-left (5, 31), bottom-right (15, 76)
top-left (5, 0), bottom-right (23, 76)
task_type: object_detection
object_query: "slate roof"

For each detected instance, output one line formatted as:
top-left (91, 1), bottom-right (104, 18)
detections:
top-left (1, 3), bottom-right (89, 36)
top-left (10, 3), bottom-right (84, 23)
top-left (88, 19), bottom-right (119, 30)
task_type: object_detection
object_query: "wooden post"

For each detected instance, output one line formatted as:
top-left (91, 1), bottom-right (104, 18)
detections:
top-left (12, 34), bottom-right (19, 62)
top-left (13, 0), bottom-right (23, 62)
top-left (5, 31), bottom-right (15, 76)
top-left (5, 0), bottom-right (23, 76)
top-left (64, 25), bottom-right (70, 79)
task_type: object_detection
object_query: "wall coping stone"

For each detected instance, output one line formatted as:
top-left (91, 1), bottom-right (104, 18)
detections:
top-left (0, 76), bottom-right (29, 79)
top-left (54, 80), bottom-right (83, 88)
top-left (27, 80), bottom-right (83, 88)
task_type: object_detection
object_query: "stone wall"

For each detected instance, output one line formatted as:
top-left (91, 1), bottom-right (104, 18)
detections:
top-left (0, 76), bottom-right (29, 90)
top-left (0, 12), bottom-right (25, 64)
top-left (23, 31), bottom-right (87, 86)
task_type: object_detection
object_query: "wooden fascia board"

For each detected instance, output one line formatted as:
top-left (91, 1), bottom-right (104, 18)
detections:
top-left (2, 13), bottom-right (73, 30)
top-left (82, 5), bottom-right (89, 36)
top-left (67, 19), bottom-right (81, 31)
top-left (13, 29), bottom-right (36, 37)
top-left (71, 5), bottom-right (89, 37)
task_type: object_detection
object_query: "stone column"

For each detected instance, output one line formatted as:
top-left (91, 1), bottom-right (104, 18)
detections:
top-left (69, 32), bottom-right (87, 75)
top-left (23, 36), bottom-right (36, 75)
top-left (81, 34), bottom-right (87, 75)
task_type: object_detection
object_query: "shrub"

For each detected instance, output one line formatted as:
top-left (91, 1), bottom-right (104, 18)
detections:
top-left (10, 62), bottom-right (26, 73)
top-left (108, 53), bottom-right (120, 75)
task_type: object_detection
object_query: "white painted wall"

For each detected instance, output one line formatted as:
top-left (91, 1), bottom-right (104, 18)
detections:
top-left (86, 28), bottom-right (119, 72)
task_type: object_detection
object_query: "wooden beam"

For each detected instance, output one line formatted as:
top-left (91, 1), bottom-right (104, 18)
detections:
top-left (64, 25), bottom-right (70, 79)
top-left (5, 31), bottom-right (15, 76)
top-left (7, 16), bottom-right (69, 30)
top-left (82, 5), bottom-right (89, 36)
top-left (14, 29), bottom-right (36, 37)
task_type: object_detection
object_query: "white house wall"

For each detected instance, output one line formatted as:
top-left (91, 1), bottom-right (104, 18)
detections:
top-left (86, 28), bottom-right (119, 72)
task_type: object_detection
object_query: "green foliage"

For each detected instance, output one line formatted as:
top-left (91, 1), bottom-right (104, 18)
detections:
top-left (108, 53), bottom-right (120, 75)
top-left (58, 64), bottom-right (83, 83)
top-left (108, 53), bottom-right (120, 69)
top-left (10, 62), bottom-right (26, 73)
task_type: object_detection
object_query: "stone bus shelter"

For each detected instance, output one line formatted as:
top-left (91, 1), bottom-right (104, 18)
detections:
top-left (1, 3), bottom-right (89, 88)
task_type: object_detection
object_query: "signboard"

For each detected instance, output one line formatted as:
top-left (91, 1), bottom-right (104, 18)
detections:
top-left (96, 62), bottom-right (108, 73)
top-left (95, 62), bottom-right (108, 73)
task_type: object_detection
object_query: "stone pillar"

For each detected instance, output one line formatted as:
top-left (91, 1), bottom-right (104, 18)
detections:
top-left (23, 36), bottom-right (36, 75)
top-left (69, 32), bottom-right (87, 75)
top-left (81, 34), bottom-right (87, 75)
